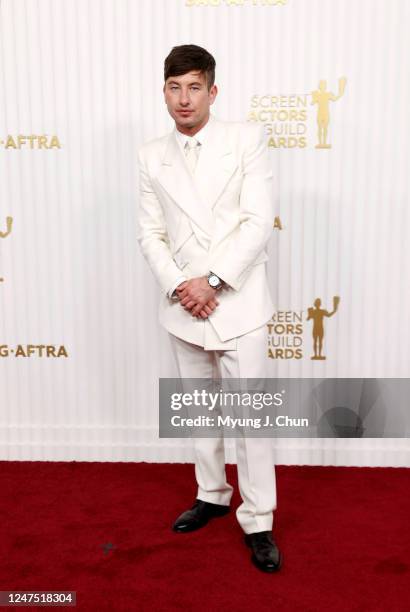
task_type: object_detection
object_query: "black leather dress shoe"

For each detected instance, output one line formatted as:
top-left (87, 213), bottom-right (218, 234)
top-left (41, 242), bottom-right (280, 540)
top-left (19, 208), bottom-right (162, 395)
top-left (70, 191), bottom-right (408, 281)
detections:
top-left (244, 530), bottom-right (282, 573)
top-left (172, 499), bottom-right (230, 533)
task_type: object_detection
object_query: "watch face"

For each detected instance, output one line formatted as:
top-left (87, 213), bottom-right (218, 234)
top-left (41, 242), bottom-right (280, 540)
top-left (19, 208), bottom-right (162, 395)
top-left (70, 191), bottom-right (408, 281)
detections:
top-left (209, 275), bottom-right (219, 287)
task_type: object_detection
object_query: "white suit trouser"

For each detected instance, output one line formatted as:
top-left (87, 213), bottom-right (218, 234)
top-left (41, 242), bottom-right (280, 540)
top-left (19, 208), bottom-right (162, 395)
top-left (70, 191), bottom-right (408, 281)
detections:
top-left (169, 325), bottom-right (277, 534)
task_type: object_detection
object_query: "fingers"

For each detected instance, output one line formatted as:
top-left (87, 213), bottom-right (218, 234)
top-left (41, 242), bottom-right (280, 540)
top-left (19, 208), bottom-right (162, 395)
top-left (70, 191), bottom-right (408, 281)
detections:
top-left (191, 304), bottom-right (203, 317)
top-left (176, 281), bottom-right (188, 292)
top-left (180, 292), bottom-right (200, 305)
top-left (180, 296), bottom-right (220, 318)
top-left (180, 295), bottom-right (192, 306)
top-left (178, 289), bottom-right (189, 300)
top-left (181, 300), bottom-right (220, 317)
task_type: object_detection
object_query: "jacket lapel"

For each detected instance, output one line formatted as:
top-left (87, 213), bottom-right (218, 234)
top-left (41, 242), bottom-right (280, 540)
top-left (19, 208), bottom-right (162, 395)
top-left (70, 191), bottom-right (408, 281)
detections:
top-left (155, 132), bottom-right (214, 237)
top-left (194, 117), bottom-right (238, 211)
top-left (155, 117), bottom-right (238, 239)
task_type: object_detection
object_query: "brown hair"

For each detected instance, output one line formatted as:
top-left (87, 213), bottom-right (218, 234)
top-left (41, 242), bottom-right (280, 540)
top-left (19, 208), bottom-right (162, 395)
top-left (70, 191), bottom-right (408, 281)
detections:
top-left (164, 44), bottom-right (216, 90)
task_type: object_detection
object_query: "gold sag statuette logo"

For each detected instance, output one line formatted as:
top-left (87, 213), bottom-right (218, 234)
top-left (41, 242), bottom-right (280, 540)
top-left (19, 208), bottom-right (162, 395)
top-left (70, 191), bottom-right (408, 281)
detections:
top-left (306, 296), bottom-right (340, 360)
top-left (186, 0), bottom-right (288, 6)
top-left (248, 76), bottom-right (347, 149)
top-left (0, 216), bottom-right (13, 282)
top-left (0, 135), bottom-right (61, 149)
top-left (311, 78), bottom-right (346, 149)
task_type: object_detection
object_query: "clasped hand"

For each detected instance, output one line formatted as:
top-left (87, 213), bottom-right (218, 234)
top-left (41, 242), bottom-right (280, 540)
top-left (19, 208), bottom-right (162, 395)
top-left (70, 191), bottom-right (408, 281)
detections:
top-left (176, 277), bottom-right (219, 319)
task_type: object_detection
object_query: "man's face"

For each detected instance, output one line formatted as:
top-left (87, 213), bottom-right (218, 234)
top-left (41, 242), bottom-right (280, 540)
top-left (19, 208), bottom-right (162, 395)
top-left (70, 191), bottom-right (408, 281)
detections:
top-left (163, 70), bottom-right (217, 133)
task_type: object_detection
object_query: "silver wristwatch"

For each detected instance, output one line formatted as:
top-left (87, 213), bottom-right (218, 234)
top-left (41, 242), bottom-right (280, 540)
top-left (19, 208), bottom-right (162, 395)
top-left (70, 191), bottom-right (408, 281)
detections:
top-left (207, 271), bottom-right (223, 291)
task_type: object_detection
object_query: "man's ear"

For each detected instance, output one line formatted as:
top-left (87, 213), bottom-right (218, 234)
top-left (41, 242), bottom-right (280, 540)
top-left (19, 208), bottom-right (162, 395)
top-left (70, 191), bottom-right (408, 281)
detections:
top-left (210, 84), bottom-right (218, 104)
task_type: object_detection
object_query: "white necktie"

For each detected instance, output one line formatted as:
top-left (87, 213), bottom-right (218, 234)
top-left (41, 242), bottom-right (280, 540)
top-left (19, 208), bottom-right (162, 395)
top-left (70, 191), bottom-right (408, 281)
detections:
top-left (184, 138), bottom-right (200, 174)
top-left (183, 137), bottom-right (209, 248)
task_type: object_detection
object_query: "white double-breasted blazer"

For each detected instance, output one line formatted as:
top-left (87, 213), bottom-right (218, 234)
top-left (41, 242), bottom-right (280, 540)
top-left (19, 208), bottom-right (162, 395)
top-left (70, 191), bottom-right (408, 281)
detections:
top-left (137, 114), bottom-right (275, 345)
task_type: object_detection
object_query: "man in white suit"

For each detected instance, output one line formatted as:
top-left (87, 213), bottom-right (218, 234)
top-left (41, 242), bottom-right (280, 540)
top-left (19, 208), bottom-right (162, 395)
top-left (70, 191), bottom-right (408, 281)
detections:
top-left (137, 44), bottom-right (282, 572)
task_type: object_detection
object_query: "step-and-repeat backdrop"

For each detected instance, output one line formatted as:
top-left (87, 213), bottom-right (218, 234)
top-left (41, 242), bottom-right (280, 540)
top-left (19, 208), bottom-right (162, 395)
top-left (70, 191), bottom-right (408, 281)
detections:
top-left (0, 0), bottom-right (409, 465)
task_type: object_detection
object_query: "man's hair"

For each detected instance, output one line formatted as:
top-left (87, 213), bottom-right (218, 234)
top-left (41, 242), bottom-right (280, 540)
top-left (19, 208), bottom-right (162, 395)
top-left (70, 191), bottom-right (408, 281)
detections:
top-left (164, 44), bottom-right (216, 90)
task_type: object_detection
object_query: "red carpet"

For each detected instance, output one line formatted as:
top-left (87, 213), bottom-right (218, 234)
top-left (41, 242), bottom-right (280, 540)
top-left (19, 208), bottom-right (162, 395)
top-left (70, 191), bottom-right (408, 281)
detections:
top-left (1, 461), bottom-right (409, 611)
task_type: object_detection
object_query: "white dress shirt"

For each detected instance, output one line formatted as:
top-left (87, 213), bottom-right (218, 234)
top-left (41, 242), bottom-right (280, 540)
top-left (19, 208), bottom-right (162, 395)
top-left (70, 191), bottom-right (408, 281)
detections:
top-left (174, 113), bottom-right (213, 157)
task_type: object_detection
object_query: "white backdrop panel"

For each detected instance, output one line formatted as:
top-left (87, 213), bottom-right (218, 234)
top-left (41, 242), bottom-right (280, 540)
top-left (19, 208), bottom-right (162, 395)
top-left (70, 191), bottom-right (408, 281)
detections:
top-left (0, 0), bottom-right (409, 465)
